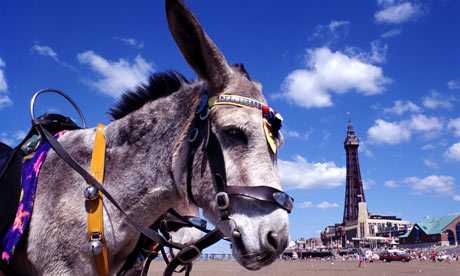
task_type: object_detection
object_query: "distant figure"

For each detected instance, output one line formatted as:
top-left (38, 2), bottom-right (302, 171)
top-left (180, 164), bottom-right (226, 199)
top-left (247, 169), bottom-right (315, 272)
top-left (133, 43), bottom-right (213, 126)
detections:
top-left (432, 251), bottom-right (437, 263)
top-left (358, 248), bottom-right (365, 267)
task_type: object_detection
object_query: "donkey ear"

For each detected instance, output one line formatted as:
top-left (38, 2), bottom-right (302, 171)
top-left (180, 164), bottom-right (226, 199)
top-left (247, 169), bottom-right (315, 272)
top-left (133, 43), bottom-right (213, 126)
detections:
top-left (166, 0), bottom-right (232, 91)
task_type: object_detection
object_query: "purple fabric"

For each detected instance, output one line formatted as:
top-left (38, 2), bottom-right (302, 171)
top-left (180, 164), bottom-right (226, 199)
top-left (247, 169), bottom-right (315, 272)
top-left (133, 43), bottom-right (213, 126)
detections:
top-left (1, 130), bottom-right (68, 261)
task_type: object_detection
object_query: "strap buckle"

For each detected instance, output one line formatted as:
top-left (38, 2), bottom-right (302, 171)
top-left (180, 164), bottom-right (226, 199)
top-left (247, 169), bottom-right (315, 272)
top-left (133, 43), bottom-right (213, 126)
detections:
top-left (215, 192), bottom-right (230, 210)
top-left (91, 232), bottom-right (102, 241)
top-left (177, 245), bottom-right (201, 264)
top-left (189, 128), bottom-right (199, 143)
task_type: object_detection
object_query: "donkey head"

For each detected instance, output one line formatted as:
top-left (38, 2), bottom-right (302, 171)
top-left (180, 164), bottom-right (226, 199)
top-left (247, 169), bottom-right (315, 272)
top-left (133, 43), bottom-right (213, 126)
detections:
top-left (166, 0), bottom-right (290, 270)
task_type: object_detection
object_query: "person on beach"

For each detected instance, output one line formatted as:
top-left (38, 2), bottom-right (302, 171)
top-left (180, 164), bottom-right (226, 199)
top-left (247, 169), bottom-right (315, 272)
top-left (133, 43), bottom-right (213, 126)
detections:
top-left (358, 248), bottom-right (365, 268)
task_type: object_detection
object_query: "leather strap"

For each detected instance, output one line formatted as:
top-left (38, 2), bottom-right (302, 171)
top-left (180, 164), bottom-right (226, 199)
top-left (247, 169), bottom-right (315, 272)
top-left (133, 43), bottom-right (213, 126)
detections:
top-left (163, 229), bottom-right (224, 276)
top-left (166, 208), bottom-right (209, 233)
top-left (226, 185), bottom-right (293, 213)
top-left (87, 124), bottom-right (108, 276)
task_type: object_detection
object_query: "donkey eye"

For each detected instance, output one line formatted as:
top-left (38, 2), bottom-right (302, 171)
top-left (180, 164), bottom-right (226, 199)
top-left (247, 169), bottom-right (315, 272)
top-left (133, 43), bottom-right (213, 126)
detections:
top-left (225, 128), bottom-right (248, 145)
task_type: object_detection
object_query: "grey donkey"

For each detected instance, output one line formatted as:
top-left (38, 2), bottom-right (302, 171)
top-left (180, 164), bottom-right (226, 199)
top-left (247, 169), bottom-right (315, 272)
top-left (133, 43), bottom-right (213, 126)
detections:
top-left (7, 0), bottom-right (290, 274)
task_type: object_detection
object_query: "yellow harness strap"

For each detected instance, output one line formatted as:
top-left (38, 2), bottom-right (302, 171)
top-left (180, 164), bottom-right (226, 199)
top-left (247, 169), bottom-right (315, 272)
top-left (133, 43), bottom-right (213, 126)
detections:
top-left (86, 124), bottom-right (108, 276)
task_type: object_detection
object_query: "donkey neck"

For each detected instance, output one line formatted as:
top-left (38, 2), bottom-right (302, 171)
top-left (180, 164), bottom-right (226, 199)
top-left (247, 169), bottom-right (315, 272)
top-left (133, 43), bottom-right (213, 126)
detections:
top-left (101, 83), bottom-right (200, 225)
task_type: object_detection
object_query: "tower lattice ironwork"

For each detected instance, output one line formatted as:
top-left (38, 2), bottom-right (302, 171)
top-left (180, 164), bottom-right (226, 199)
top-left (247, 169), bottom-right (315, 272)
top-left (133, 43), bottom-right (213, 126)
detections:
top-left (343, 119), bottom-right (366, 224)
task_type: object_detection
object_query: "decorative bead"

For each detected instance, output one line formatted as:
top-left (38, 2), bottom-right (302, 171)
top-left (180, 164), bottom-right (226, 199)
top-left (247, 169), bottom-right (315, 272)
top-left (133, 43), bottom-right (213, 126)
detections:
top-left (84, 185), bottom-right (99, 200)
top-left (232, 230), bottom-right (241, 239)
top-left (89, 240), bottom-right (103, 256)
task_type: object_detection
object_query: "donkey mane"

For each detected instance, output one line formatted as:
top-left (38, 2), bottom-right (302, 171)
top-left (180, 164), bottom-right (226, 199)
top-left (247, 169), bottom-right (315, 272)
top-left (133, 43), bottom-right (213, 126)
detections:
top-left (108, 70), bottom-right (190, 120)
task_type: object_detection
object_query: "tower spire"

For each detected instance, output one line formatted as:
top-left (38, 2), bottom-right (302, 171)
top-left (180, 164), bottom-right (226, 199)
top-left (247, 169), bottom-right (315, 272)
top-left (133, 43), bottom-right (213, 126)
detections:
top-left (343, 119), bottom-right (366, 224)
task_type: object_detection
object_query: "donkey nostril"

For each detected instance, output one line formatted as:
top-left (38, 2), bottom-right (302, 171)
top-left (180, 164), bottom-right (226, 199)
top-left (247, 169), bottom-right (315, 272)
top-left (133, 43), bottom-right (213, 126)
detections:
top-left (267, 232), bottom-right (279, 250)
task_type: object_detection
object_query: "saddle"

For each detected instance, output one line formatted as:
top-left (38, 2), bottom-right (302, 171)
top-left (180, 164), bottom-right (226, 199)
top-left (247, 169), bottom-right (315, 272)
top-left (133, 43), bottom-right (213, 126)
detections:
top-left (0, 144), bottom-right (22, 238)
top-left (0, 114), bottom-right (81, 238)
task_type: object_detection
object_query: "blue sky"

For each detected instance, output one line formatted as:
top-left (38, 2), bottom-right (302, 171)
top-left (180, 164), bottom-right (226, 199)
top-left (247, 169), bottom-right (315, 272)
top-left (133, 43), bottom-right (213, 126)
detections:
top-left (1, 0), bottom-right (460, 253)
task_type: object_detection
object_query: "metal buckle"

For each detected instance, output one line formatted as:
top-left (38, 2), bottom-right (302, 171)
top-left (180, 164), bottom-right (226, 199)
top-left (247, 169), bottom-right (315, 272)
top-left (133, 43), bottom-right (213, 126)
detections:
top-left (188, 217), bottom-right (207, 228)
top-left (273, 192), bottom-right (294, 213)
top-left (195, 93), bottom-right (209, 114)
top-left (215, 192), bottom-right (230, 210)
top-left (189, 128), bottom-right (199, 143)
top-left (199, 107), bottom-right (209, 120)
top-left (91, 232), bottom-right (101, 241)
top-left (177, 245), bottom-right (201, 264)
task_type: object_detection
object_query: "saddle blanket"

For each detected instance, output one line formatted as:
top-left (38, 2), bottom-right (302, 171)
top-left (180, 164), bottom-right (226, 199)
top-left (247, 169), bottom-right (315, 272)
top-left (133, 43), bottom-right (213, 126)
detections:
top-left (1, 130), bottom-right (68, 262)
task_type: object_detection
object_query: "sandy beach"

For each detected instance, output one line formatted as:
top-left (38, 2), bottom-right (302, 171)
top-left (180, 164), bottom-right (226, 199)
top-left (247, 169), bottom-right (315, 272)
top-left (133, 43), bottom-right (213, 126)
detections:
top-left (147, 259), bottom-right (460, 276)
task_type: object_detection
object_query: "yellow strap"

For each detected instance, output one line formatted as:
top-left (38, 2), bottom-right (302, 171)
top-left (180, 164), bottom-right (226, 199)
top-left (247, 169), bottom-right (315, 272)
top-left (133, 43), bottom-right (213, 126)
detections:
top-left (263, 120), bottom-right (277, 154)
top-left (87, 124), bottom-right (108, 276)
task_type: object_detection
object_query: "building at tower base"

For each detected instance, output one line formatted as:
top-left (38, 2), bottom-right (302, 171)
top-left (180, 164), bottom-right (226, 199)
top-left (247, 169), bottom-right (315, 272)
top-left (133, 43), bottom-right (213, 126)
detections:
top-left (320, 120), bottom-right (411, 248)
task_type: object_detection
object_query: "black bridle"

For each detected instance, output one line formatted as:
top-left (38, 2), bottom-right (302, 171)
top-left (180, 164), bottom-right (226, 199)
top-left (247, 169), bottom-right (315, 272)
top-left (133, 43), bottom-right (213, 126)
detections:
top-left (163, 90), bottom-right (294, 274)
top-left (186, 91), bottom-right (293, 218)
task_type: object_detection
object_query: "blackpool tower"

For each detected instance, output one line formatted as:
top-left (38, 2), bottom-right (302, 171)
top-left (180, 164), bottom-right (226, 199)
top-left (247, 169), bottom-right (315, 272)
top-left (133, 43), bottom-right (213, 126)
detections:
top-left (343, 119), bottom-right (366, 224)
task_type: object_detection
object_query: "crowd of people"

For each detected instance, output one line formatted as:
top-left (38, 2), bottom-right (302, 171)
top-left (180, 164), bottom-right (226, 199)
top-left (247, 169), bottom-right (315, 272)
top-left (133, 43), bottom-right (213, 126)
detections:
top-left (408, 249), bottom-right (459, 263)
top-left (282, 246), bottom-right (460, 264)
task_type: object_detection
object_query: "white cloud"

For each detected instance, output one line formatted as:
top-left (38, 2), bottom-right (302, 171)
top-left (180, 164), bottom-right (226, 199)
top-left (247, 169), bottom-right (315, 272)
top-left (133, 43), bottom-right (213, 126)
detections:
top-left (278, 155), bottom-right (345, 191)
top-left (367, 119), bottom-right (411, 144)
top-left (13, 130), bottom-right (26, 140)
top-left (447, 80), bottom-right (460, 90)
top-left (316, 201), bottom-right (340, 209)
top-left (0, 58), bottom-right (7, 91)
top-left (408, 114), bottom-right (442, 132)
top-left (311, 20), bottom-right (350, 45)
top-left (363, 178), bottom-right (376, 190)
top-left (383, 100), bottom-right (422, 115)
top-left (444, 142), bottom-right (460, 161)
top-left (424, 159), bottom-right (438, 169)
top-left (280, 47), bottom-right (391, 108)
top-left (0, 58), bottom-right (12, 109)
top-left (359, 141), bottom-right (374, 157)
top-left (403, 175), bottom-right (456, 196)
top-left (368, 115), bottom-right (443, 145)
top-left (283, 130), bottom-right (301, 138)
top-left (381, 28), bottom-right (402, 38)
top-left (375, 1), bottom-right (423, 24)
top-left (345, 40), bottom-right (389, 64)
top-left (31, 44), bottom-right (58, 61)
top-left (0, 130), bottom-right (26, 146)
top-left (77, 51), bottom-right (154, 98)
top-left (454, 195), bottom-right (460, 201)
top-left (369, 40), bottom-right (389, 64)
top-left (282, 127), bottom-right (313, 140)
top-left (295, 201), bottom-right (313, 209)
top-left (0, 95), bottom-right (12, 109)
top-left (114, 37), bottom-right (144, 49)
top-left (422, 91), bottom-right (455, 110)
top-left (422, 144), bottom-right (435, 150)
top-left (447, 118), bottom-right (460, 137)
top-left (384, 180), bottom-right (399, 188)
